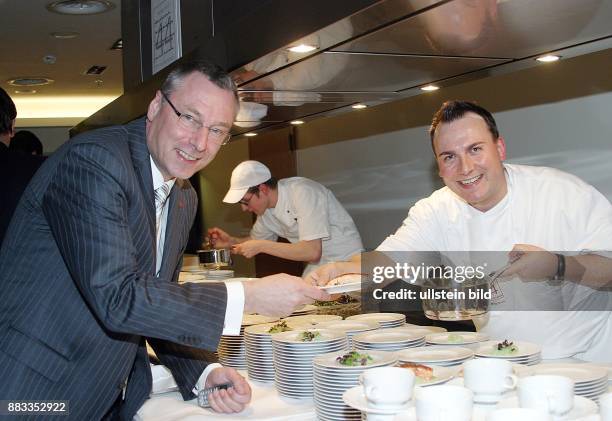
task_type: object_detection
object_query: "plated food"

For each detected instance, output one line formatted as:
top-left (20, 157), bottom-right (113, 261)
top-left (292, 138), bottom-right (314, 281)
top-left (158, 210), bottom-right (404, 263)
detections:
top-left (492, 339), bottom-right (519, 355)
top-left (336, 351), bottom-right (374, 366)
top-left (399, 362), bottom-right (434, 381)
top-left (300, 330), bottom-right (323, 342)
top-left (268, 320), bottom-right (292, 334)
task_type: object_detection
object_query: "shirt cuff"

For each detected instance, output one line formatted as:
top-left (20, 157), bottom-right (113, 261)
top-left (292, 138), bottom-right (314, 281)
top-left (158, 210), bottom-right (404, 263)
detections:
top-left (193, 362), bottom-right (222, 395)
top-left (222, 280), bottom-right (245, 336)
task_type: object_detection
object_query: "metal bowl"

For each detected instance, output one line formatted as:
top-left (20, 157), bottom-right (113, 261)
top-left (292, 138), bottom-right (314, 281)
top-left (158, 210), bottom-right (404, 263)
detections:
top-left (197, 248), bottom-right (232, 269)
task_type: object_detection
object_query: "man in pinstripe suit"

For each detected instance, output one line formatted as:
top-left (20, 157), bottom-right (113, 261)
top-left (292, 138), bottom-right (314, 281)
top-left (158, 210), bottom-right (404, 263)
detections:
top-left (0, 60), bottom-right (328, 420)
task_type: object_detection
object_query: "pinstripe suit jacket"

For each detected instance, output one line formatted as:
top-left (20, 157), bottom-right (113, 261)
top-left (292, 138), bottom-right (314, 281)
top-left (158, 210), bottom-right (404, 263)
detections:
top-left (0, 118), bottom-right (228, 420)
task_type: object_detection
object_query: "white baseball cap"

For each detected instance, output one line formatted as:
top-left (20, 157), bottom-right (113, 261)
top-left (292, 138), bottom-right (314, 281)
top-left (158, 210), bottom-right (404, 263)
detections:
top-left (223, 160), bottom-right (272, 203)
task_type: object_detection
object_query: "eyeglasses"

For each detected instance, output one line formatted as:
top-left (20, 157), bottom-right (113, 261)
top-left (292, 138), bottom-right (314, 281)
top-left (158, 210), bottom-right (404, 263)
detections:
top-left (161, 91), bottom-right (232, 146)
top-left (238, 192), bottom-right (255, 206)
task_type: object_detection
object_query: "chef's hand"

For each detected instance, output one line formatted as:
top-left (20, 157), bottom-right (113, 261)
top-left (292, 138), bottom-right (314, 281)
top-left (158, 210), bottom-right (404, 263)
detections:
top-left (232, 240), bottom-right (262, 258)
top-left (243, 273), bottom-right (331, 316)
top-left (205, 367), bottom-right (251, 413)
top-left (207, 227), bottom-right (233, 248)
top-left (304, 261), bottom-right (360, 287)
top-left (502, 244), bottom-right (558, 281)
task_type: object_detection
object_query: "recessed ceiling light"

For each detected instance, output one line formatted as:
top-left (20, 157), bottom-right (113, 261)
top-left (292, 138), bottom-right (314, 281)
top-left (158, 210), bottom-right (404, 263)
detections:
top-left (8, 77), bottom-right (54, 87)
top-left (50, 31), bottom-right (80, 39)
top-left (244, 132), bottom-right (257, 137)
top-left (352, 103), bottom-right (367, 109)
top-left (46, 0), bottom-right (115, 15)
top-left (290, 120), bottom-right (304, 125)
top-left (536, 55), bottom-right (561, 63)
top-left (421, 84), bottom-right (440, 92)
top-left (13, 89), bottom-right (38, 95)
top-left (288, 44), bottom-right (317, 53)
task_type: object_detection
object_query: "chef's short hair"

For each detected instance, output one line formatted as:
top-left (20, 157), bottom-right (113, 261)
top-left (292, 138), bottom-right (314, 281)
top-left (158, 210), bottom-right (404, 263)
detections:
top-left (429, 100), bottom-right (500, 150)
top-left (247, 178), bottom-right (278, 194)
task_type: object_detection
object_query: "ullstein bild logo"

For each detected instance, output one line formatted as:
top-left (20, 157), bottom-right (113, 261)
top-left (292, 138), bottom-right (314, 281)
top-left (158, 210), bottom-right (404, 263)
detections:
top-left (371, 263), bottom-right (487, 284)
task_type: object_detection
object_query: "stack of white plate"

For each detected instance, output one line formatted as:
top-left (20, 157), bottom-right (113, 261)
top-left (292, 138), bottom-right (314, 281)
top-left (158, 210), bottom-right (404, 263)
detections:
top-left (475, 340), bottom-right (542, 365)
top-left (205, 269), bottom-right (234, 280)
top-left (531, 363), bottom-right (609, 401)
top-left (217, 314), bottom-right (278, 370)
top-left (346, 312), bottom-right (406, 328)
top-left (290, 304), bottom-right (318, 316)
top-left (243, 320), bottom-right (310, 383)
top-left (272, 329), bottom-right (348, 399)
top-left (282, 314), bottom-right (342, 327)
top-left (352, 327), bottom-right (425, 351)
top-left (396, 345), bottom-right (474, 366)
top-left (313, 350), bottom-right (397, 421)
top-left (425, 331), bottom-right (489, 346)
top-left (316, 319), bottom-right (379, 348)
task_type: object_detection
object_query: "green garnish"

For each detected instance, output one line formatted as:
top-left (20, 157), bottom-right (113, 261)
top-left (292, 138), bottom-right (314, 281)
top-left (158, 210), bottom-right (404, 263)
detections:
top-left (299, 331), bottom-right (322, 342)
top-left (268, 321), bottom-right (292, 334)
top-left (492, 339), bottom-right (519, 355)
top-left (336, 351), bottom-right (373, 366)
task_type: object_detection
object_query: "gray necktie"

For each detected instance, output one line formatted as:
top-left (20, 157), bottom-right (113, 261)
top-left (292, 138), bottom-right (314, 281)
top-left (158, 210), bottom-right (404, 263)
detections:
top-left (154, 183), bottom-right (171, 274)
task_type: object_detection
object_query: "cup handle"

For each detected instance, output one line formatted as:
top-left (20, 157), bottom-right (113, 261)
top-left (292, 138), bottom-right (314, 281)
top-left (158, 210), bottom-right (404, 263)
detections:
top-left (504, 374), bottom-right (518, 390)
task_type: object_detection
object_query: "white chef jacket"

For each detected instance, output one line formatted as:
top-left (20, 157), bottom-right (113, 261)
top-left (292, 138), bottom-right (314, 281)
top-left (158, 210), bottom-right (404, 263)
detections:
top-left (250, 177), bottom-right (364, 275)
top-left (378, 164), bottom-right (612, 362)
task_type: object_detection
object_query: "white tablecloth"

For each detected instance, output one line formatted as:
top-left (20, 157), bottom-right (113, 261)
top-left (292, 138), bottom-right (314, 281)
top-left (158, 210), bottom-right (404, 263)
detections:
top-left (137, 377), bottom-right (316, 421)
top-left (137, 361), bottom-right (612, 421)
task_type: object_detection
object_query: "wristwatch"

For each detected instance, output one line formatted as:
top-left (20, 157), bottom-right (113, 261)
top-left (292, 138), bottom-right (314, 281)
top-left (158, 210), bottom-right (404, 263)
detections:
top-left (551, 253), bottom-right (565, 281)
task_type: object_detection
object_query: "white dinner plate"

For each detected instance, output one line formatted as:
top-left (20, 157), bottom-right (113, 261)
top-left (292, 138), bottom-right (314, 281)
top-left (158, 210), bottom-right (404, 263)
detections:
top-left (475, 340), bottom-right (541, 359)
top-left (531, 363), bottom-right (608, 384)
top-left (343, 386), bottom-right (414, 415)
top-left (426, 331), bottom-right (489, 345)
top-left (396, 346), bottom-right (474, 364)
top-left (319, 281), bottom-right (361, 294)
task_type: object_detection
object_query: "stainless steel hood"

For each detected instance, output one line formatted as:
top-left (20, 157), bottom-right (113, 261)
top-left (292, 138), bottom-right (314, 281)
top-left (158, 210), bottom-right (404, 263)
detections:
top-left (74, 0), bottom-right (612, 137)
top-left (229, 0), bottom-right (612, 137)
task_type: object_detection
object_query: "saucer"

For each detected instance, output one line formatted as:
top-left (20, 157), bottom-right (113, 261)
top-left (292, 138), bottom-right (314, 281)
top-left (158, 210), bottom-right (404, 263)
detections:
top-left (343, 386), bottom-right (413, 415)
top-left (497, 395), bottom-right (598, 420)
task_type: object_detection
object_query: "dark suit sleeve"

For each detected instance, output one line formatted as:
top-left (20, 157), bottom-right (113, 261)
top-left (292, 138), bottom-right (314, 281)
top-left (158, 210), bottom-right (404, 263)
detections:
top-left (41, 142), bottom-right (227, 351)
top-left (148, 338), bottom-right (218, 400)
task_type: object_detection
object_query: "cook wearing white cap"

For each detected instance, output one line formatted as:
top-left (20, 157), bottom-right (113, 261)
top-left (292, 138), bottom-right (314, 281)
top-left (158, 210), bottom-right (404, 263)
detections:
top-left (209, 160), bottom-right (364, 275)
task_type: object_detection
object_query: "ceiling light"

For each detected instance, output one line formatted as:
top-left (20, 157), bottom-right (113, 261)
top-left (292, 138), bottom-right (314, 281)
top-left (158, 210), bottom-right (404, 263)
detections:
top-left (13, 95), bottom-right (118, 119)
top-left (13, 89), bottom-right (38, 95)
top-left (288, 44), bottom-right (317, 53)
top-left (352, 103), bottom-right (367, 109)
top-left (421, 84), bottom-right (440, 92)
top-left (536, 55), bottom-right (561, 63)
top-left (244, 133), bottom-right (257, 137)
top-left (46, 0), bottom-right (115, 15)
top-left (50, 31), bottom-right (80, 39)
top-left (8, 77), bottom-right (54, 87)
top-left (290, 120), bottom-right (304, 125)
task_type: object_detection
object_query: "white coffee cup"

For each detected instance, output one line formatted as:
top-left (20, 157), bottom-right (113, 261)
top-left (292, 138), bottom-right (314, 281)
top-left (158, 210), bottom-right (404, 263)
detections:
top-left (416, 385), bottom-right (473, 421)
top-left (518, 375), bottom-right (574, 416)
top-left (600, 392), bottom-right (612, 421)
top-left (464, 359), bottom-right (518, 403)
top-left (359, 366), bottom-right (415, 409)
top-left (486, 408), bottom-right (552, 421)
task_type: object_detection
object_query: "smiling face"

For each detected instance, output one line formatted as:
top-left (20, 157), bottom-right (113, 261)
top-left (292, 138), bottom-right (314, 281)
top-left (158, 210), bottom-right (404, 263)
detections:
top-left (145, 72), bottom-right (237, 180)
top-left (433, 112), bottom-right (507, 212)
